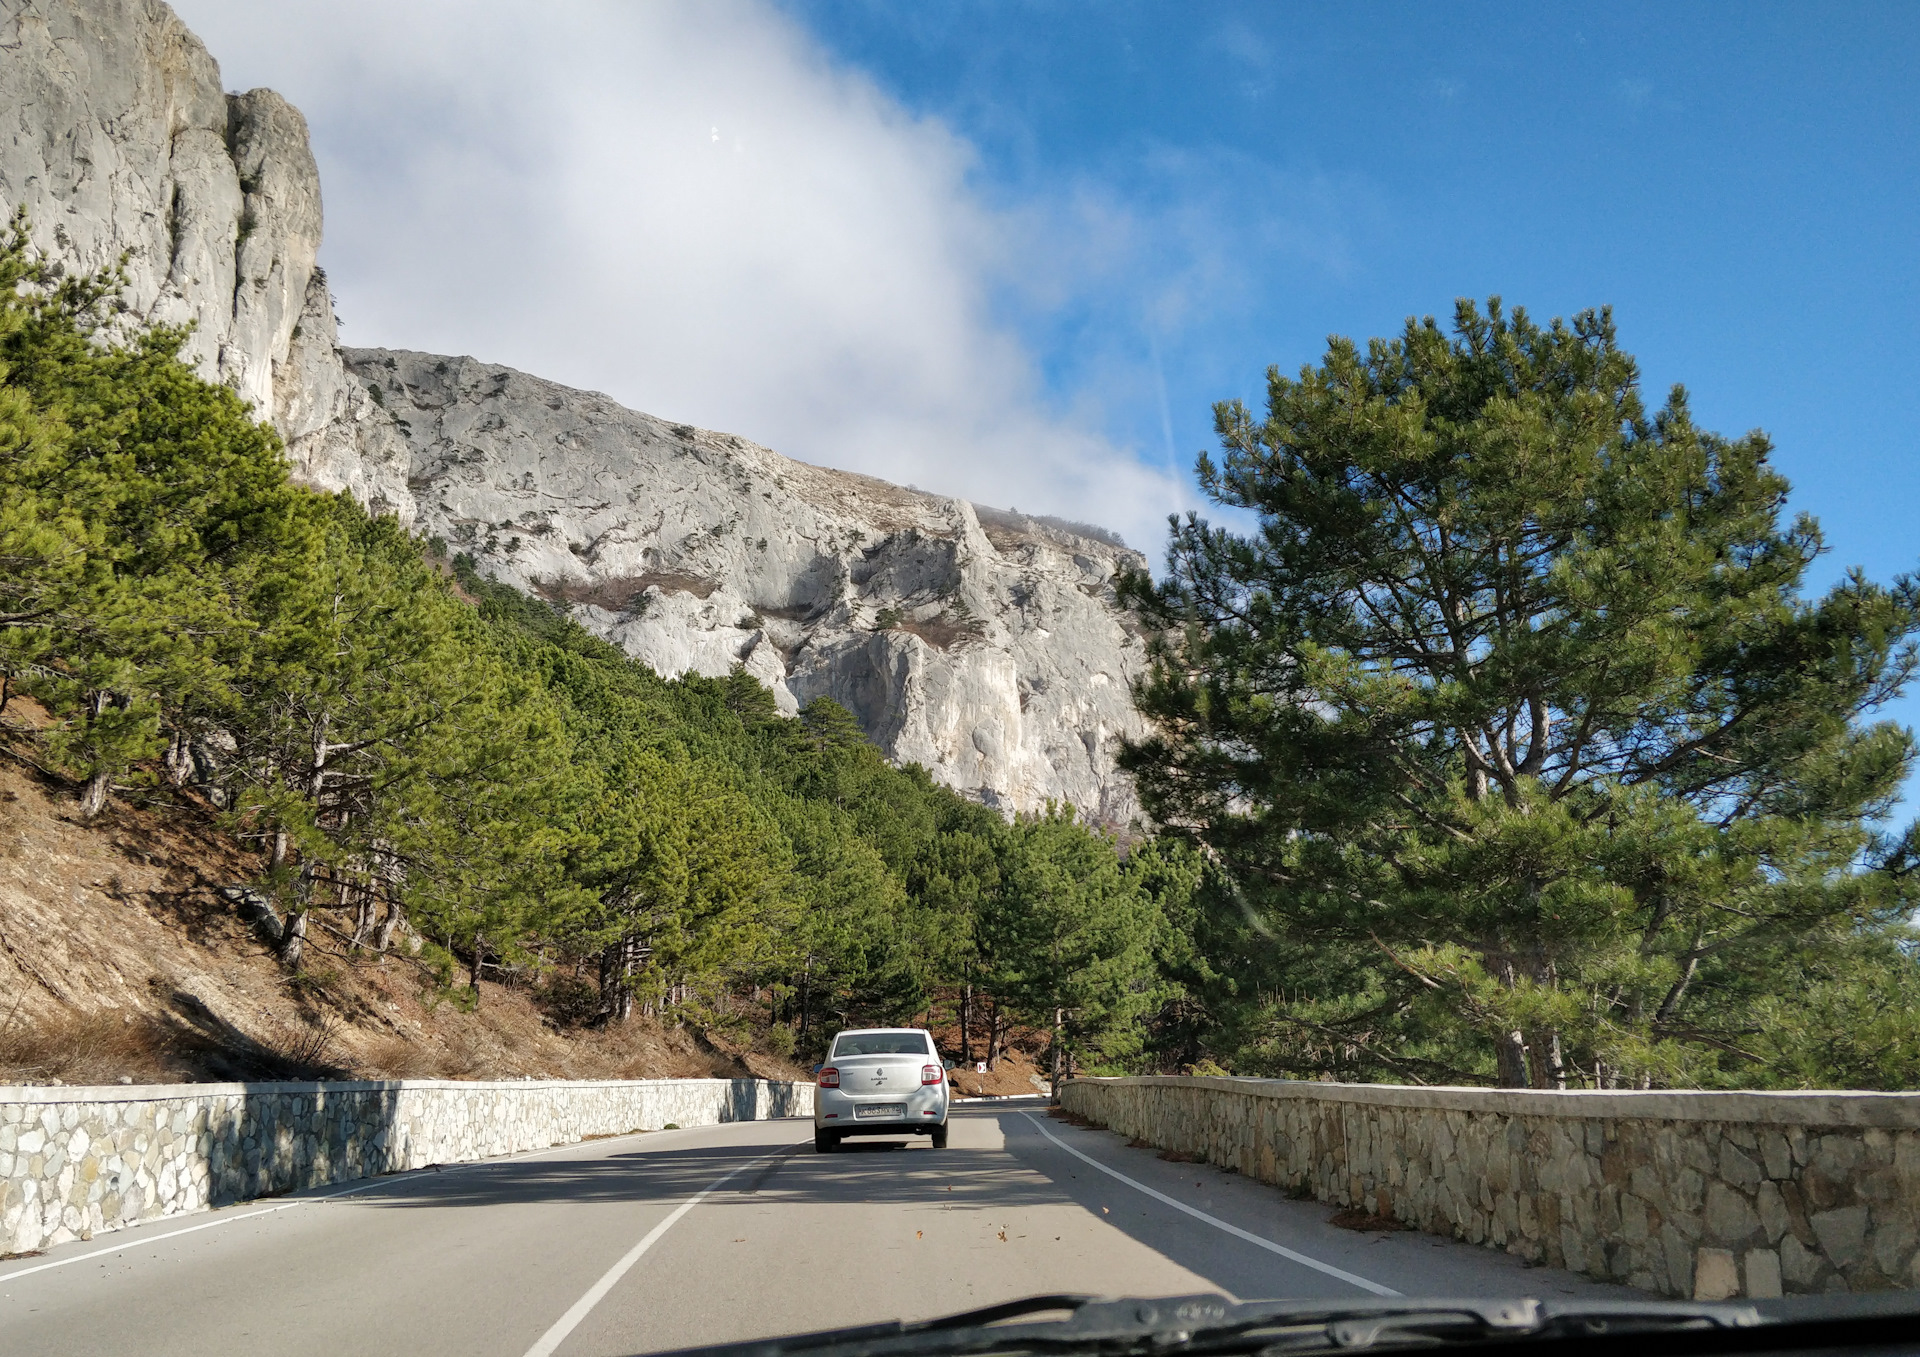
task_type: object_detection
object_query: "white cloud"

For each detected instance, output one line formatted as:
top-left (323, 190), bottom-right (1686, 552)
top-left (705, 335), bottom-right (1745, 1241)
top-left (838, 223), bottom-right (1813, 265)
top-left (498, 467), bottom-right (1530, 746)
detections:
top-left (168, 0), bottom-right (1198, 552)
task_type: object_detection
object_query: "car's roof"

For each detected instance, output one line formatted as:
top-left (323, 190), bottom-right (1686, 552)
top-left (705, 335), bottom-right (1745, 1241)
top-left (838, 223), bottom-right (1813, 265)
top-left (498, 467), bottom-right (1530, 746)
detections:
top-left (835, 1026), bottom-right (927, 1034)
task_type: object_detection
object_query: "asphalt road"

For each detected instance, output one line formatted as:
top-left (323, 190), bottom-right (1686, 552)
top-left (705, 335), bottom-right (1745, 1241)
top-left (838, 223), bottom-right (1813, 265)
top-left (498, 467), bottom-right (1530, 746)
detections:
top-left (0, 1102), bottom-right (1635, 1357)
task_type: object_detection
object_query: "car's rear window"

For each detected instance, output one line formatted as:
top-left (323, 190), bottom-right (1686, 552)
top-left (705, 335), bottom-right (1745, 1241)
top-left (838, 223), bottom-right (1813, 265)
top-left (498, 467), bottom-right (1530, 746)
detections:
top-left (831, 1032), bottom-right (932, 1057)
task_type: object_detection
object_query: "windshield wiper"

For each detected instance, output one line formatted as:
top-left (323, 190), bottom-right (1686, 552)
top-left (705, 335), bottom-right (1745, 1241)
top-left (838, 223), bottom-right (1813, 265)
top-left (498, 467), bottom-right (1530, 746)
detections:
top-left (642, 1293), bottom-right (1770, 1357)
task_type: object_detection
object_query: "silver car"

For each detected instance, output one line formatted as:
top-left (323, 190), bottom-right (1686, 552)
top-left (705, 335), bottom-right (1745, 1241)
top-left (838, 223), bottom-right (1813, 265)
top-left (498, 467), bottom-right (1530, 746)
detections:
top-left (813, 1027), bottom-right (950, 1151)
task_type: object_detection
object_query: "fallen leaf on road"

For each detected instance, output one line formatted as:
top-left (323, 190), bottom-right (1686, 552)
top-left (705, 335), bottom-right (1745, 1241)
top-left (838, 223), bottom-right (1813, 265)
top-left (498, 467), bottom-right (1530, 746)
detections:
top-left (997, 1230), bottom-right (1007, 1241)
top-left (1100, 1207), bottom-right (1109, 1214)
top-left (1328, 1209), bottom-right (1412, 1233)
top-left (916, 1231), bottom-right (923, 1239)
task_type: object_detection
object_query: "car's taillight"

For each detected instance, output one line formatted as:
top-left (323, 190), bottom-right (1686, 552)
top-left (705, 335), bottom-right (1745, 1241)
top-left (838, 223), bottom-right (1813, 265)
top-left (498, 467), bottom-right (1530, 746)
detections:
top-left (921, 1064), bottom-right (941, 1085)
top-left (818, 1067), bottom-right (839, 1088)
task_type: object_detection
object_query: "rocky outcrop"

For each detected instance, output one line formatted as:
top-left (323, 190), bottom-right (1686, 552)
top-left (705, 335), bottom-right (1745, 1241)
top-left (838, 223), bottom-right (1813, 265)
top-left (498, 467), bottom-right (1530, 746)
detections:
top-left (348, 349), bottom-right (1149, 823)
top-left (0, 0), bottom-right (413, 518)
top-left (0, 0), bottom-right (1150, 824)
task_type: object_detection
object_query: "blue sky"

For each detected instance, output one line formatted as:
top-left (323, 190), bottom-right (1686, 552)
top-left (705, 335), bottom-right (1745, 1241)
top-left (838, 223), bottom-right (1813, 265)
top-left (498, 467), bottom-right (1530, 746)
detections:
top-left (781, 1), bottom-right (1919, 588)
top-left (779, 0), bottom-right (1920, 796)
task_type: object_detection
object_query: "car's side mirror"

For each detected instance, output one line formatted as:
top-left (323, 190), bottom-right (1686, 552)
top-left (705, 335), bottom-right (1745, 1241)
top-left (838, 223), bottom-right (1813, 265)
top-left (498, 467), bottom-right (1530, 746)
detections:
top-left (812, 1064), bottom-right (822, 1075)
top-left (943, 1059), bottom-right (955, 1070)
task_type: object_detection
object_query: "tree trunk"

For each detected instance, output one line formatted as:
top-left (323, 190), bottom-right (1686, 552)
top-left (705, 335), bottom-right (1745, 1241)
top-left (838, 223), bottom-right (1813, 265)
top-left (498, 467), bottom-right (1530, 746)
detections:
top-left (1495, 1028), bottom-right (1529, 1088)
top-left (278, 858), bottom-right (315, 969)
top-left (374, 898), bottom-right (402, 954)
top-left (961, 979), bottom-right (973, 1063)
top-left (77, 691), bottom-right (114, 820)
top-left (349, 881), bottom-right (378, 951)
top-left (469, 932), bottom-right (486, 998)
top-left (1654, 951), bottom-right (1701, 1025)
top-left (279, 908), bottom-right (308, 970)
top-left (78, 767), bottom-right (112, 821)
top-left (164, 730), bottom-right (192, 787)
top-left (1050, 1006), bottom-right (1063, 1094)
top-left (615, 936), bottom-right (637, 1023)
top-left (1534, 1029), bottom-right (1567, 1090)
top-left (986, 997), bottom-right (1003, 1067)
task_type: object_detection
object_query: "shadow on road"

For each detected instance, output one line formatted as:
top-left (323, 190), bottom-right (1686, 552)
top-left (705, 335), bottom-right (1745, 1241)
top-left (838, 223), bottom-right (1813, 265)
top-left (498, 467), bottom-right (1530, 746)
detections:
top-left (982, 1107), bottom-right (1642, 1304)
top-left (336, 1125), bottom-right (1072, 1214)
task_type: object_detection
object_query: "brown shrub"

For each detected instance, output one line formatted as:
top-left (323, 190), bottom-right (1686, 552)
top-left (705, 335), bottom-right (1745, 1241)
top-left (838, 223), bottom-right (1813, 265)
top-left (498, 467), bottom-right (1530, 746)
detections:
top-left (0, 1009), bottom-right (175, 1085)
top-left (534, 573), bottom-right (716, 613)
top-left (356, 1033), bottom-right (443, 1080)
top-left (1327, 1208), bottom-right (1412, 1232)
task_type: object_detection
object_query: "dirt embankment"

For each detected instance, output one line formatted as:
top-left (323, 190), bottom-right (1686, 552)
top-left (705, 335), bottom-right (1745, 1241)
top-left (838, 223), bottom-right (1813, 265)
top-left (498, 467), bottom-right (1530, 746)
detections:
top-left (0, 712), bottom-right (806, 1087)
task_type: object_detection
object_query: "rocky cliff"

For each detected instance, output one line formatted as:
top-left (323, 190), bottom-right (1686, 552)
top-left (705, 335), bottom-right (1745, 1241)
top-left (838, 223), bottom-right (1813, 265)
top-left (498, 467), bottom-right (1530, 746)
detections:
top-left (348, 349), bottom-right (1147, 821)
top-left (0, 0), bottom-right (413, 516)
top-left (0, 0), bottom-right (1150, 824)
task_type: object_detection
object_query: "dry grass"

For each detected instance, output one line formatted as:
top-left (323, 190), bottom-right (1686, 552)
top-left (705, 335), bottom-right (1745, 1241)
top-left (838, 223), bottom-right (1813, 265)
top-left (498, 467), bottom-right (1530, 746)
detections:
top-left (342, 1015), bottom-right (792, 1083)
top-left (894, 613), bottom-right (981, 651)
top-left (0, 1009), bottom-right (177, 1085)
top-left (937, 1031), bottom-right (1053, 1099)
top-left (534, 572), bottom-right (717, 612)
top-left (0, 726), bottom-right (810, 1089)
top-left (0, 1005), bottom-right (350, 1085)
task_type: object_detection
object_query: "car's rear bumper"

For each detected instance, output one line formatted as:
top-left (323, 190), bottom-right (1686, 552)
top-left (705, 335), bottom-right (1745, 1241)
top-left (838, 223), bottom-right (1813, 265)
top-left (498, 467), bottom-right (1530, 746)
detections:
top-left (827, 1121), bottom-right (944, 1138)
top-left (814, 1083), bottom-right (947, 1129)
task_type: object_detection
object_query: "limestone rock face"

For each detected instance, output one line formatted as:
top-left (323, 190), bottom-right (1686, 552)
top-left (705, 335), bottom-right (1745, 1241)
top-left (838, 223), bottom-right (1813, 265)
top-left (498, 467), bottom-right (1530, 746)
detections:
top-left (347, 349), bottom-right (1150, 824)
top-left (0, 0), bottom-right (414, 520)
top-left (1, 0), bottom-right (1151, 824)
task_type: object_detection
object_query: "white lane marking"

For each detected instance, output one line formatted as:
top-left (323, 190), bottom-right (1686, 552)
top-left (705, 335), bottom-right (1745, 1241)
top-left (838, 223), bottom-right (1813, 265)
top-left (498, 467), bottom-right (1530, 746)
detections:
top-left (1020, 1112), bottom-right (1401, 1298)
top-left (0, 1124), bottom-right (692, 1286)
top-left (521, 1147), bottom-right (786, 1357)
top-left (0, 1173), bottom-right (384, 1285)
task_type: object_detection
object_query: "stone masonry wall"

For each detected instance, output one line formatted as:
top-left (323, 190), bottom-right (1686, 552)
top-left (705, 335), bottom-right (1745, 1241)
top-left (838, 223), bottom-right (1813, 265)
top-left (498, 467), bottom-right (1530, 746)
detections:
top-left (1, 1077), bottom-right (812, 1256)
top-left (1060, 1076), bottom-right (1920, 1301)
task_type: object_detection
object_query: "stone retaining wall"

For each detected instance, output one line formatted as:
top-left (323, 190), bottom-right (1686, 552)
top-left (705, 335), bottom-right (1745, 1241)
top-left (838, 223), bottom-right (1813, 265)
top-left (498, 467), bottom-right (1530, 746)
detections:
top-left (1059, 1076), bottom-right (1920, 1301)
top-left (2, 1077), bottom-right (812, 1256)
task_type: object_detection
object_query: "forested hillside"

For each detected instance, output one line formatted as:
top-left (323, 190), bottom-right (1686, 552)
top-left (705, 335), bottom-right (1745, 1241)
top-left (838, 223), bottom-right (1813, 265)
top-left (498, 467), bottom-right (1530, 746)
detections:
top-left (8, 219), bottom-right (1920, 1092)
top-left (0, 219), bottom-right (1181, 1076)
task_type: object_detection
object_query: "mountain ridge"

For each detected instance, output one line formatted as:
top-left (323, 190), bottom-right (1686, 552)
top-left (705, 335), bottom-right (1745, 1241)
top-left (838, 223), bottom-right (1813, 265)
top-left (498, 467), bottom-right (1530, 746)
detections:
top-left (0, 0), bottom-right (1149, 823)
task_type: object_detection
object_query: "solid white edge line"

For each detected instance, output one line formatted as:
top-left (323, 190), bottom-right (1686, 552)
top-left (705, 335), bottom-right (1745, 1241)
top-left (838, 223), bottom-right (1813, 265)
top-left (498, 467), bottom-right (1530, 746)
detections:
top-left (0, 1170), bottom-right (385, 1286)
top-left (520, 1147), bottom-right (785, 1357)
top-left (0, 1123), bottom-right (688, 1286)
top-left (1021, 1112), bottom-right (1401, 1298)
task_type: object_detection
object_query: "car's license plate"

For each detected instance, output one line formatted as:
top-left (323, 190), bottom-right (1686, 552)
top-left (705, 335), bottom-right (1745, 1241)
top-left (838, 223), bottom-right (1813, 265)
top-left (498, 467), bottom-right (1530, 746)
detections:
top-left (855, 1103), bottom-right (905, 1120)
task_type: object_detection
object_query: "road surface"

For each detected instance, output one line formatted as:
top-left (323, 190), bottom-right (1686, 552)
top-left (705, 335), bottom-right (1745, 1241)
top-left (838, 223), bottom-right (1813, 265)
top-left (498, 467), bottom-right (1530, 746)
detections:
top-left (0, 1102), bottom-right (1634, 1357)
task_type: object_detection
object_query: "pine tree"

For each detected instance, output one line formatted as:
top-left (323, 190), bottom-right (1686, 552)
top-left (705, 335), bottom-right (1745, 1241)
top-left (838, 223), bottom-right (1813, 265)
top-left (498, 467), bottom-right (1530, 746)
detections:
top-left (979, 806), bottom-right (1166, 1078)
top-left (1122, 298), bottom-right (1920, 1088)
top-left (0, 213), bottom-right (301, 818)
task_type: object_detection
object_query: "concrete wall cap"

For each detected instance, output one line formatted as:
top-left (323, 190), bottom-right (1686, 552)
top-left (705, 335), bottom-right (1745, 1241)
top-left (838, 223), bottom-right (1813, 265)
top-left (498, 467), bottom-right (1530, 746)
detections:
top-left (1062, 1076), bottom-right (1920, 1128)
top-left (0, 1077), bottom-right (803, 1106)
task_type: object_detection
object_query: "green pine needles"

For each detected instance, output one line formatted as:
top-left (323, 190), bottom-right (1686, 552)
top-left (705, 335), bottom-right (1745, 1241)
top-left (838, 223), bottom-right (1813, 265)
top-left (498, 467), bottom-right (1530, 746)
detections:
top-left (1119, 298), bottom-right (1920, 1090)
top-left (11, 208), bottom-right (1912, 1090)
top-left (0, 214), bottom-right (1172, 1072)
